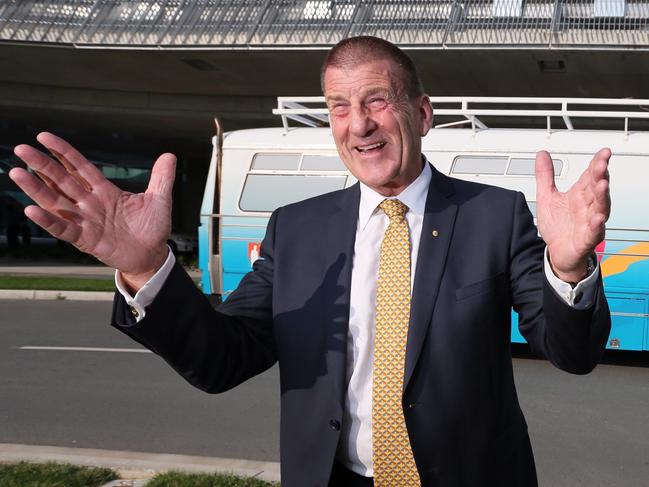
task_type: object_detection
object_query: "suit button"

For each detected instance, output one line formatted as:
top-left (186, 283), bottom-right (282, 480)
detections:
top-left (329, 419), bottom-right (340, 431)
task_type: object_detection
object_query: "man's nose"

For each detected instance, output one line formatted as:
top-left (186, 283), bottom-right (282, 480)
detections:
top-left (349, 105), bottom-right (377, 137)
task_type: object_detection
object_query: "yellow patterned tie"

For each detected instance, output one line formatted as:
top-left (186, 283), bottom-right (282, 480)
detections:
top-left (373, 199), bottom-right (420, 486)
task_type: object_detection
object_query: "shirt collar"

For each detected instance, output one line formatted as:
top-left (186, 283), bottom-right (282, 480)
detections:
top-left (357, 159), bottom-right (431, 231)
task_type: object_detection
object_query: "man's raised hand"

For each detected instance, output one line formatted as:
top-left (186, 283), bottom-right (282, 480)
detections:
top-left (535, 148), bottom-right (611, 284)
top-left (9, 132), bottom-right (176, 291)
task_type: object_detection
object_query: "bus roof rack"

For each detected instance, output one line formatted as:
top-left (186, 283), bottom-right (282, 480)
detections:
top-left (273, 97), bottom-right (330, 132)
top-left (273, 96), bottom-right (649, 135)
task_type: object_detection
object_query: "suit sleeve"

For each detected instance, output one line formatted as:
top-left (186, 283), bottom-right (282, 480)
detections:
top-left (509, 192), bottom-right (611, 374)
top-left (110, 210), bottom-right (281, 393)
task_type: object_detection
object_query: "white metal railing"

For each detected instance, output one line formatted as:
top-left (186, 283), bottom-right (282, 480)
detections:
top-left (273, 96), bottom-right (649, 135)
top-left (272, 97), bottom-right (329, 131)
top-left (429, 96), bottom-right (649, 135)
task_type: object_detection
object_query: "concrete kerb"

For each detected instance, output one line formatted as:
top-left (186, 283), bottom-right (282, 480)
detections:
top-left (0, 443), bottom-right (281, 484)
top-left (0, 289), bottom-right (115, 301)
top-left (101, 480), bottom-right (150, 487)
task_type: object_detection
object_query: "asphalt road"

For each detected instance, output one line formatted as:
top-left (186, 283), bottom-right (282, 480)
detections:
top-left (2, 299), bottom-right (648, 486)
top-left (1, 299), bottom-right (280, 462)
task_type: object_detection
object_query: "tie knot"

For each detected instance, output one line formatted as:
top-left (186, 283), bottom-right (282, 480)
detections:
top-left (379, 199), bottom-right (409, 221)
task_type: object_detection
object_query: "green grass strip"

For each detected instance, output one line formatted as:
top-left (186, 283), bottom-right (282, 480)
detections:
top-left (0, 275), bottom-right (116, 292)
top-left (0, 461), bottom-right (117, 487)
top-left (147, 471), bottom-right (279, 487)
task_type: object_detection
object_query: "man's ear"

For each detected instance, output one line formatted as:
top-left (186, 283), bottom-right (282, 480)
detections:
top-left (418, 95), bottom-right (433, 136)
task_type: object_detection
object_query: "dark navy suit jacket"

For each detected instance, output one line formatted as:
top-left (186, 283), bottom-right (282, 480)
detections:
top-left (112, 164), bottom-right (610, 487)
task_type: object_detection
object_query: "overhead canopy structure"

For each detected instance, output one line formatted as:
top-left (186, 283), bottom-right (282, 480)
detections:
top-left (1, 0), bottom-right (649, 49)
top-left (1, 1), bottom-right (649, 243)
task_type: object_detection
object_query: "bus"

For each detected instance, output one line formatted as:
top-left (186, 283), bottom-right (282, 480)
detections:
top-left (199, 96), bottom-right (649, 352)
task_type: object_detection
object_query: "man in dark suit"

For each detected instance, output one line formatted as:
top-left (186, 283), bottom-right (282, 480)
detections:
top-left (10, 36), bottom-right (610, 487)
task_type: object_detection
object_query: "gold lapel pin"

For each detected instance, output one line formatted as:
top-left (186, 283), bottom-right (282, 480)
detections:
top-left (432, 230), bottom-right (439, 237)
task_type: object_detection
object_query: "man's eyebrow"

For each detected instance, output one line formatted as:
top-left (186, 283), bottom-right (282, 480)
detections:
top-left (325, 94), bottom-right (348, 104)
top-left (325, 88), bottom-right (390, 105)
top-left (362, 87), bottom-right (390, 98)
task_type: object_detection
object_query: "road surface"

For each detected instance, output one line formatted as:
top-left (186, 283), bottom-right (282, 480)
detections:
top-left (1, 299), bottom-right (647, 486)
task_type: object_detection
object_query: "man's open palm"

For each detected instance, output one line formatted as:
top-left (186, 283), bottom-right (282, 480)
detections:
top-left (535, 148), bottom-right (611, 283)
top-left (9, 132), bottom-right (175, 280)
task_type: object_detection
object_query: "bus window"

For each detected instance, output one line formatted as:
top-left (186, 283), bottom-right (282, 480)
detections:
top-left (508, 158), bottom-right (563, 176)
top-left (451, 156), bottom-right (507, 175)
top-left (239, 174), bottom-right (347, 212)
top-left (301, 155), bottom-right (346, 171)
top-left (251, 153), bottom-right (300, 170)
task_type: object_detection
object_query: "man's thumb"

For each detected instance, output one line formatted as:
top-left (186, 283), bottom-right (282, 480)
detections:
top-left (535, 150), bottom-right (556, 197)
top-left (147, 153), bottom-right (177, 198)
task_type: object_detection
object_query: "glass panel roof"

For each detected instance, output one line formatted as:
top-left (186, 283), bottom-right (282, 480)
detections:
top-left (1, 1), bottom-right (648, 47)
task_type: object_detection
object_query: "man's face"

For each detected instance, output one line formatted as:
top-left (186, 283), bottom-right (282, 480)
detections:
top-left (323, 59), bottom-right (433, 196)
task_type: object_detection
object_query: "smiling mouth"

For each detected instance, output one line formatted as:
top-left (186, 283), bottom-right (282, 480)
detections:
top-left (355, 142), bottom-right (386, 154)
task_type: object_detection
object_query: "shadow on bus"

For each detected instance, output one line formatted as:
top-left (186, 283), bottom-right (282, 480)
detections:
top-left (511, 343), bottom-right (649, 368)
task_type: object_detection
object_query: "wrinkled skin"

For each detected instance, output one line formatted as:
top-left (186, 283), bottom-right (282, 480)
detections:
top-left (9, 132), bottom-right (174, 290)
top-left (324, 59), bottom-right (433, 197)
top-left (535, 148), bottom-right (611, 282)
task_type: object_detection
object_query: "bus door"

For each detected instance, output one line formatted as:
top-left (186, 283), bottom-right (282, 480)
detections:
top-left (219, 214), bottom-right (268, 299)
top-left (605, 294), bottom-right (648, 351)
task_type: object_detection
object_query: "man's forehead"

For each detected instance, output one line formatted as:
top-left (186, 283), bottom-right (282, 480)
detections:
top-left (325, 86), bottom-right (391, 104)
top-left (323, 59), bottom-right (401, 97)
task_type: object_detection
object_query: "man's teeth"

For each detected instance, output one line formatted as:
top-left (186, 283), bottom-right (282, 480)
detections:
top-left (357, 142), bottom-right (385, 152)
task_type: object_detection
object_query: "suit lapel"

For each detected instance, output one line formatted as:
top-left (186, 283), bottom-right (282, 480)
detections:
top-left (404, 166), bottom-right (457, 391)
top-left (324, 184), bottom-right (360, 405)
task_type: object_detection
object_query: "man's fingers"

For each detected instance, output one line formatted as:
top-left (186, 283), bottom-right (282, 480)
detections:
top-left (592, 178), bottom-right (611, 219)
top-left (589, 147), bottom-right (611, 185)
top-left (35, 132), bottom-right (106, 188)
top-left (146, 153), bottom-right (177, 198)
top-left (8, 167), bottom-right (78, 214)
top-left (535, 150), bottom-right (557, 199)
top-left (575, 147), bottom-right (611, 192)
top-left (23, 205), bottom-right (82, 244)
top-left (572, 148), bottom-right (611, 198)
top-left (586, 149), bottom-right (611, 220)
top-left (14, 143), bottom-right (88, 203)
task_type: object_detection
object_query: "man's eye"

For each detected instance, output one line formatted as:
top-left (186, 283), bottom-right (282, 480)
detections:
top-left (367, 98), bottom-right (388, 110)
top-left (331, 105), bottom-right (349, 116)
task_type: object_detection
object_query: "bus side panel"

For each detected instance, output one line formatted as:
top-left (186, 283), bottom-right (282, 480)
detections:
top-left (600, 239), bottom-right (649, 351)
top-left (220, 219), bottom-right (267, 300)
top-left (511, 312), bottom-right (524, 343)
top-left (605, 294), bottom-right (647, 351)
top-left (510, 245), bottom-right (649, 351)
top-left (198, 216), bottom-right (212, 294)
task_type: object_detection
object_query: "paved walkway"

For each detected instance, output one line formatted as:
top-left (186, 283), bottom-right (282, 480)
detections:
top-left (0, 443), bottom-right (280, 484)
top-left (0, 263), bottom-right (200, 279)
top-left (0, 261), bottom-right (200, 300)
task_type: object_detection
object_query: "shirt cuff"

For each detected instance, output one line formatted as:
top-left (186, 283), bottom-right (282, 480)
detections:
top-left (114, 245), bottom-right (176, 322)
top-left (544, 247), bottom-right (599, 310)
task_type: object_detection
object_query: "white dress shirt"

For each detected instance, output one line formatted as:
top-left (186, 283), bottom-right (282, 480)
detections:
top-left (116, 161), bottom-right (600, 477)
